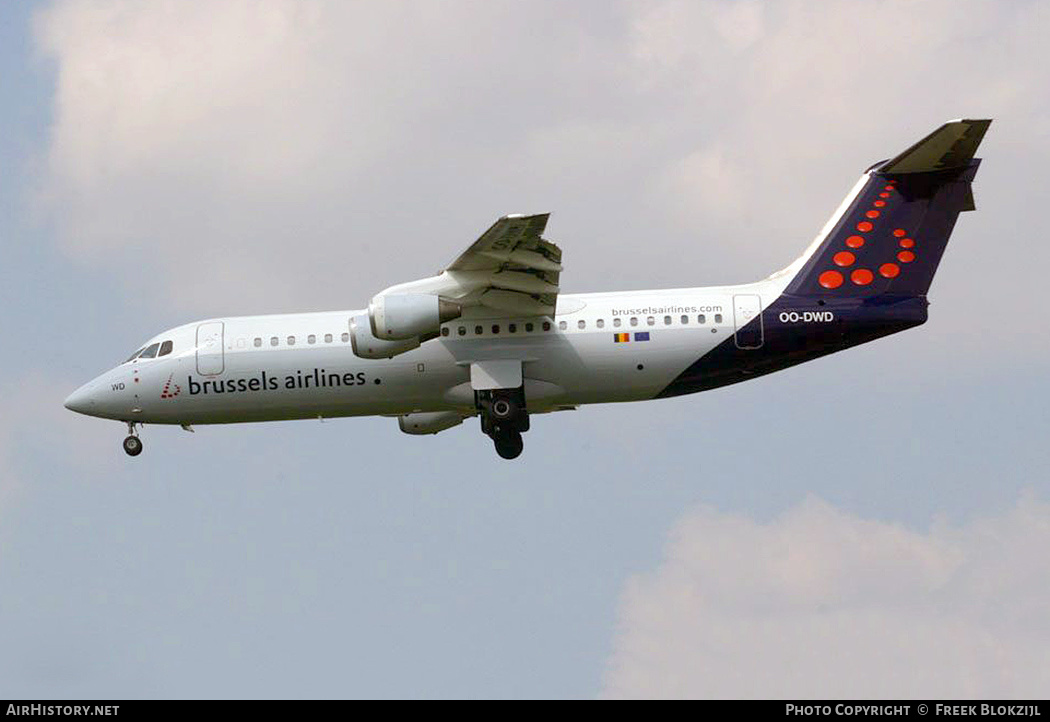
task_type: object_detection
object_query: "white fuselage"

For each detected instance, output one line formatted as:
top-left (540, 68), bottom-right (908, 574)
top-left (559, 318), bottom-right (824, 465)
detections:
top-left (65, 278), bottom-right (784, 427)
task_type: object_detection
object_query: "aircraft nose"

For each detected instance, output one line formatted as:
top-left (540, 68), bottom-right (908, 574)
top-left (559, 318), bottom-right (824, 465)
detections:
top-left (64, 381), bottom-right (98, 415)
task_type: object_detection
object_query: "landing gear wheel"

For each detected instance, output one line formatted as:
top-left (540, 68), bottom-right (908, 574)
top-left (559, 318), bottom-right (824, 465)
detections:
top-left (123, 435), bottom-right (143, 457)
top-left (493, 431), bottom-right (523, 460)
top-left (491, 399), bottom-right (514, 419)
top-left (477, 387), bottom-right (528, 459)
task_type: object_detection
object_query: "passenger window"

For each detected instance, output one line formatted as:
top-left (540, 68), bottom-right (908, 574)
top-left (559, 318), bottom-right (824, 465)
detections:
top-left (558, 320), bottom-right (567, 331)
top-left (596, 319), bottom-right (605, 329)
top-left (508, 323), bottom-right (517, 333)
top-left (715, 313), bottom-right (723, 323)
top-left (613, 318), bottom-right (621, 328)
top-left (475, 325), bottom-right (483, 335)
top-left (663, 316), bottom-right (671, 325)
top-left (325, 333), bottom-right (333, 343)
top-left (159, 340), bottom-right (173, 356)
top-left (441, 327), bottom-right (450, 337)
top-left (578, 320), bottom-right (586, 330)
top-left (308, 334), bottom-right (316, 344)
top-left (542, 321), bottom-right (551, 331)
top-left (681, 315), bottom-right (689, 325)
top-left (254, 337), bottom-right (262, 347)
top-left (491, 324), bottom-right (500, 334)
top-left (630, 317), bottom-right (638, 327)
top-left (647, 316), bottom-right (655, 326)
top-left (287, 336), bottom-right (296, 345)
top-left (458, 326), bottom-right (466, 336)
top-left (139, 342), bottom-right (161, 359)
top-left (270, 336), bottom-right (279, 346)
top-left (698, 315), bottom-right (706, 324)
top-left (341, 332), bottom-right (349, 342)
top-left (525, 322), bottom-right (534, 332)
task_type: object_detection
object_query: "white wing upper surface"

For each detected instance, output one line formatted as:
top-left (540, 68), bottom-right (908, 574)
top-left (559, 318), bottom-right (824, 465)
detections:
top-left (377, 214), bottom-right (563, 318)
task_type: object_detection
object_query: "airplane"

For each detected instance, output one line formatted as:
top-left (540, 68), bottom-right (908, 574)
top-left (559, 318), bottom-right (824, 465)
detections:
top-left (64, 118), bottom-right (991, 460)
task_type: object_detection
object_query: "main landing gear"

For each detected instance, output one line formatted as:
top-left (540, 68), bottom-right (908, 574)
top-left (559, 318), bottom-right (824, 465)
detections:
top-left (122, 421), bottom-right (143, 457)
top-left (477, 387), bottom-right (529, 460)
top-left (493, 431), bottom-right (524, 460)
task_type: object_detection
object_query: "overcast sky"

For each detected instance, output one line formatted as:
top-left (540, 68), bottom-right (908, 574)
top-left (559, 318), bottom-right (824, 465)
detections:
top-left (1, 0), bottom-right (1048, 699)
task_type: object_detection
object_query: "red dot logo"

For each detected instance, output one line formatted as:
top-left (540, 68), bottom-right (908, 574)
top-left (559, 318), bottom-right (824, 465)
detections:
top-left (851, 268), bottom-right (874, 286)
top-left (833, 251), bottom-right (856, 267)
top-left (879, 263), bottom-right (900, 278)
top-left (845, 235), bottom-right (865, 248)
top-left (819, 270), bottom-right (844, 289)
top-left (884, 184), bottom-right (895, 191)
top-left (897, 250), bottom-right (915, 263)
top-left (856, 221), bottom-right (874, 232)
top-left (899, 238), bottom-right (915, 248)
top-left (160, 373), bottom-right (182, 399)
top-left (873, 200), bottom-right (886, 207)
top-left (879, 192), bottom-right (890, 198)
top-left (893, 228), bottom-right (907, 238)
top-left (865, 210), bottom-right (880, 219)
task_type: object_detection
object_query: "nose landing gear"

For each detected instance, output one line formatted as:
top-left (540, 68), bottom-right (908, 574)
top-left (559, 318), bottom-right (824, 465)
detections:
top-left (123, 421), bottom-right (143, 457)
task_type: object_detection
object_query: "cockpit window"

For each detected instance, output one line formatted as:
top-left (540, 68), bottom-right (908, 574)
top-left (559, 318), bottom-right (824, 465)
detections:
top-left (139, 342), bottom-right (161, 359)
top-left (158, 340), bottom-right (173, 356)
top-left (124, 347), bottom-right (145, 363)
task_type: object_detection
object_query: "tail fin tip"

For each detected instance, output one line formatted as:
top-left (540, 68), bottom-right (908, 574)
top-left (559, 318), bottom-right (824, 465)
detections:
top-left (782, 119), bottom-right (991, 298)
top-left (878, 118), bottom-right (992, 175)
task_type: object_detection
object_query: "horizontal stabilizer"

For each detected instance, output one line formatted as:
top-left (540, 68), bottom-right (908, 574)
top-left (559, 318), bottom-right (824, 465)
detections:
top-left (879, 119), bottom-right (991, 174)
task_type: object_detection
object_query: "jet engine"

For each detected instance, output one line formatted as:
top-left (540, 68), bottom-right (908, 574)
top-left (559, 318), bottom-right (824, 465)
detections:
top-left (368, 293), bottom-right (461, 340)
top-left (350, 314), bottom-right (420, 359)
top-left (398, 411), bottom-right (466, 435)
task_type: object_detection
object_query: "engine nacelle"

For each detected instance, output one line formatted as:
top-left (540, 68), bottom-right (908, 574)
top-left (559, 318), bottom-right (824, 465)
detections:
top-left (350, 314), bottom-right (420, 359)
top-left (398, 411), bottom-right (466, 435)
top-left (369, 293), bottom-right (461, 340)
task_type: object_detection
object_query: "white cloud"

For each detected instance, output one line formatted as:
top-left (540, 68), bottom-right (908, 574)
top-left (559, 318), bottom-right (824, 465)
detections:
top-left (602, 496), bottom-right (1050, 698)
top-left (32, 0), bottom-right (1050, 355)
top-left (34, 0), bottom-right (526, 313)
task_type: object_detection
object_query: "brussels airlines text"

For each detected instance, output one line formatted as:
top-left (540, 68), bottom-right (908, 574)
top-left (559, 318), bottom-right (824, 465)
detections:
top-left (188, 369), bottom-right (368, 396)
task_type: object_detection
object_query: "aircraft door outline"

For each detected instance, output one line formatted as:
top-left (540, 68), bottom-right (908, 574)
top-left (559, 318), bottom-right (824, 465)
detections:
top-left (733, 294), bottom-right (763, 350)
top-left (196, 322), bottom-right (225, 375)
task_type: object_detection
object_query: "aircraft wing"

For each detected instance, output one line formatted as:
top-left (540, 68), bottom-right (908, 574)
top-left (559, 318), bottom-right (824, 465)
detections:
top-left (444, 214), bottom-right (562, 316)
top-left (376, 213), bottom-right (563, 318)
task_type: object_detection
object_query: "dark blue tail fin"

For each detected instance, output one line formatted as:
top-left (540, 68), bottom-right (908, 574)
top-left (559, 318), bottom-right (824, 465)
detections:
top-left (785, 119), bottom-right (991, 298)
